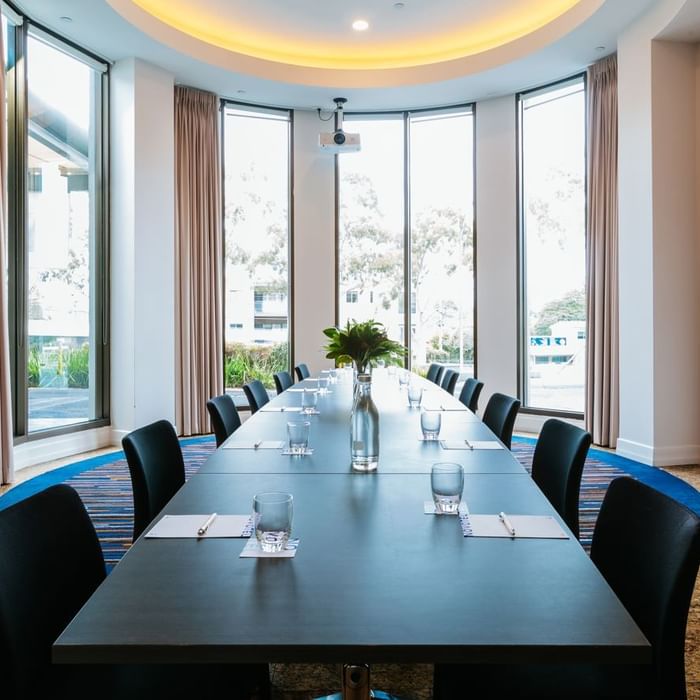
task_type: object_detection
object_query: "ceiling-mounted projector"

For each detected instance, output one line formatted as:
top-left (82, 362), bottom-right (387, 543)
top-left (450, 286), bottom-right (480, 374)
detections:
top-left (319, 97), bottom-right (361, 153)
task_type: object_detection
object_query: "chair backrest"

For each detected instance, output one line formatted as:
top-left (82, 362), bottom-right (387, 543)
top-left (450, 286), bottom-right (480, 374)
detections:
top-left (591, 477), bottom-right (700, 699)
top-left (294, 363), bottom-right (310, 381)
top-left (531, 418), bottom-right (591, 539)
top-left (482, 393), bottom-right (520, 449)
top-left (426, 363), bottom-right (441, 384)
top-left (0, 484), bottom-right (106, 696)
top-left (122, 419), bottom-right (186, 541)
top-left (243, 379), bottom-right (270, 414)
top-left (434, 365), bottom-right (445, 386)
top-left (444, 370), bottom-right (459, 395)
top-left (206, 394), bottom-right (242, 447)
top-left (440, 369), bottom-right (454, 391)
top-left (274, 370), bottom-right (294, 395)
top-left (458, 377), bottom-right (484, 413)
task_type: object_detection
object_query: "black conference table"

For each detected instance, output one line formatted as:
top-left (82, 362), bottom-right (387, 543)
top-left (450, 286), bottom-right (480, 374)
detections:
top-left (54, 370), bottom-right (650, 686)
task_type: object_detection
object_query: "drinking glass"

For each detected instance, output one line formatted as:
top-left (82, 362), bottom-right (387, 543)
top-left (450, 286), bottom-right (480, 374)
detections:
top-left (254, 492), bottom-right (293, 552)
top-left (317, 376), bottom-right (329, 395)
top-left (301, 389), bottom-right (318, 414)
top-left (328, 369), bottom-right (338, 384)
top-left (398, 370), bottom-right (410, 390)
top-left (421, 410), bottom-right (442, 440)
top-left (431, 463), bottom-right (464, 514)
top-left (408, 383), bottom-right (423, 409)
top-left (287, 420), bottom-right (310, 454)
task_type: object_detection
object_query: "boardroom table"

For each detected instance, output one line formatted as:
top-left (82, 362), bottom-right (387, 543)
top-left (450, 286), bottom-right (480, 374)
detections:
top-left (54, 369), bottom-right (650, 696)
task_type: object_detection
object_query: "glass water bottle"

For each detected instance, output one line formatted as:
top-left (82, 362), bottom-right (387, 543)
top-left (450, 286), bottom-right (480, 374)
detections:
top-left (351, 374), bottom-right (379, 472)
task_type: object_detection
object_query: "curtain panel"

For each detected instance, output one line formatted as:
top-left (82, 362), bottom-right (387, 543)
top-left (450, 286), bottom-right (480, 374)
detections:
top-left (585, 54), bottom-right (619, 447)
top-left (174, 86), bottom-right (224, 436)
top-left (0, 29), bottom-right (14, 483)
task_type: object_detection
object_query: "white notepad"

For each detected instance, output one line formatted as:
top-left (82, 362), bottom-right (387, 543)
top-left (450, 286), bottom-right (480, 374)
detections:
top-left (440, 440), bottom-right (503, 451)
top-left (221, 441), bottom-right (285, 450)
top-left (287, 388), bottom-right (317, 393)
top-left (145, 514), bottom-right (253, 539)
top-left (239, 538), bottom-right (299, 558)
top-left (260, 406), bottom-right (303, 412)
top-left (461, 514), bottom-right (568, 539)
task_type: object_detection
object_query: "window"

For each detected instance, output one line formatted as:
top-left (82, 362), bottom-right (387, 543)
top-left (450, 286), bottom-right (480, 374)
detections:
top-left (5, 13), bottom-right (109, 438)
top-left (337, 108), bottom-right (475, 379)
top-left (338, 116), bottom-right (405, 344)
top-left (223, 105), bottom-right (291, 392)
top-left (519, 78), bottom-right (586, 413)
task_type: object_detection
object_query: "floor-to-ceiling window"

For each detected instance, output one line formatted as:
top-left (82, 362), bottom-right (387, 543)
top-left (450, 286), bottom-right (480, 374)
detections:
top-left (409, 108), bottom-right (475, 379)
top-left (337, 116), bottom-right (405, 344)
top-left (337, 108), bottom-right (475, 381)
top-left (4, 9), bottom-right (109, 438)
top-left (519, 78), bottom-right (586, 414)
top-left (222, 104), bottom-right (291, 397)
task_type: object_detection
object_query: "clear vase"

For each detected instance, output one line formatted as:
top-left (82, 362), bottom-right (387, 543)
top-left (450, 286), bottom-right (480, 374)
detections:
top-left (351, 374), bottom-right (379, 472)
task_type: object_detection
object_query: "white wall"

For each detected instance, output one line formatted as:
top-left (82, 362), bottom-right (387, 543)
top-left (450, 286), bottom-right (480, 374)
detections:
top-left (617, 0), bottom-right (700, 466)
top-left (110, 58), bottom-right (176, 441)
top-left (292, 111), bottom-right (336, 374)
top-left (474, 96), bottom-right (519, 410)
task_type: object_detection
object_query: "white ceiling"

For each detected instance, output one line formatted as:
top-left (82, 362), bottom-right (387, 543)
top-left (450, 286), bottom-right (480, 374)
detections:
top-left (15, 0), bottom-right (660, 110)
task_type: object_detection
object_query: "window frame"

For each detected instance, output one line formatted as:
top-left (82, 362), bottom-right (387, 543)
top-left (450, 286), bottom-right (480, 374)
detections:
top-left (4, 7), bottom-right (111, 443)
top-left (219, 99), bottom-right (295, 381)
top-left (516, 74), bottom-right (587, 420)
top-left (334, 105), bottom-right (477, 374)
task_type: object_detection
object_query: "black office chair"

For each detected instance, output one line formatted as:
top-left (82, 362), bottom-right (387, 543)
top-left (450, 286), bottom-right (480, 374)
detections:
top-left (274, 370), bottom-right (294, 394)
top-left (442, 369), bottom-right (459, 395)
top-left (294, 363), bottom-right (310, 381)
top-left (531, 419), bottom-right (592, 539)
top-left (458, 377), bottom-right (484, 413)
top-left (0, 484), bottom-right (270, 700)
top-left (206, 393), bottom-right (242, 447)
top-left (434, 365), bottom-right (445, 386)
top-left (482, 392), bottom-right (520, 449)
top-left (426, 363), bottom-right (441, 384)
top-left (434, 477), bottom-right (700, 700)
top-left (122, 419), bottom-right (185, 541)
top-left (243, 379), bottom-right (270, 414)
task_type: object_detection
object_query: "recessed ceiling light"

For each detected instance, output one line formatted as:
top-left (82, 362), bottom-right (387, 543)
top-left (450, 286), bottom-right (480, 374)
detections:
top-left (59, 16), bottom-right (72, 22)
top-left (352, 19), bottom-right (369, 31)
top-left (237, 89), bottom-right (246, 94)
top-left (394, 2), bottom-right (405, 8)
top-left (595, 45), bottom-right (606, 51)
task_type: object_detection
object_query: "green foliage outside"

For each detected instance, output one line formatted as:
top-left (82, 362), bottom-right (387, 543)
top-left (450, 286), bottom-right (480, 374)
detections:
top-left (28, 347), bottom-right (41, 388)
top-left (532, 288), bottom-right (585, 336)
top-left (66, 345), bottom-right (90, 388)
top-left (225, 342), bottom-right (288, 389)
top-left (426, 333), bottom-right (475, 365)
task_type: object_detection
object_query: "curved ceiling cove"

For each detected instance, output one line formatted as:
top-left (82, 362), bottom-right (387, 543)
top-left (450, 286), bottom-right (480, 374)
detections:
top-left (107, 0), bottom-right (606, 87)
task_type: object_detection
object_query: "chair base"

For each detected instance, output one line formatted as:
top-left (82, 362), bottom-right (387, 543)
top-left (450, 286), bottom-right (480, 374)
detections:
top-left (313, 664), bottom-right (404, 700)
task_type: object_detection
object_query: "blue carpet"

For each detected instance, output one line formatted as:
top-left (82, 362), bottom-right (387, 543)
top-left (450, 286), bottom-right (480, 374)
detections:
top-left (2, 434), bottom-right (699, 570)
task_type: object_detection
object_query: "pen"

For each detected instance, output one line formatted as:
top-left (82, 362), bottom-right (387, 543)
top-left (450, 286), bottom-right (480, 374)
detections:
top-left (464, 439), bottom-right (473, 450)
top-left (253, 440), bottom-right (262, 449)
top-left (499, 511), bottom-right (516, 537)
top-left (197, 512), bottom-right (217, 536)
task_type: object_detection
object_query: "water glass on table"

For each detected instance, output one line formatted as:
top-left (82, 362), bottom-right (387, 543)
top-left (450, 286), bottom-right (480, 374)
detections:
top-left (408, 382), bottom-right (423, 409)
top-left (421, 409), bottom-right (441, 440)
top-left (317, 376), bottom-right (329, 395)
top-left (287, 420), bottom-right (310, 454)
top-left (301, 389), bottom-right (318, 414)
top-left (328, 369), bottom-right (338, 384)
top-left (398, 369), bottom-right (410, 390)
top-left (431, 463), bottom-right (464, 514)
top-left (254, 492), bottom-right (293, 552)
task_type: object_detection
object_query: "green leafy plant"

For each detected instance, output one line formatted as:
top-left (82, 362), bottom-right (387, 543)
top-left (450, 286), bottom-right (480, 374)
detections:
top-left (322, 320), bottom-right (406, 375)
top-left (224, 342), bottom-right (289, 389)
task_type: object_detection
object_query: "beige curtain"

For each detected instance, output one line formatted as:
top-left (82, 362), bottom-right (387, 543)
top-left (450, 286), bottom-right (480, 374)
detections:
top-left (174, 86), bottom-right (223, 436)
top-left (0, 29), bottom-right (14, 484)
top-left (585, 55), bottom-right (619, 447)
